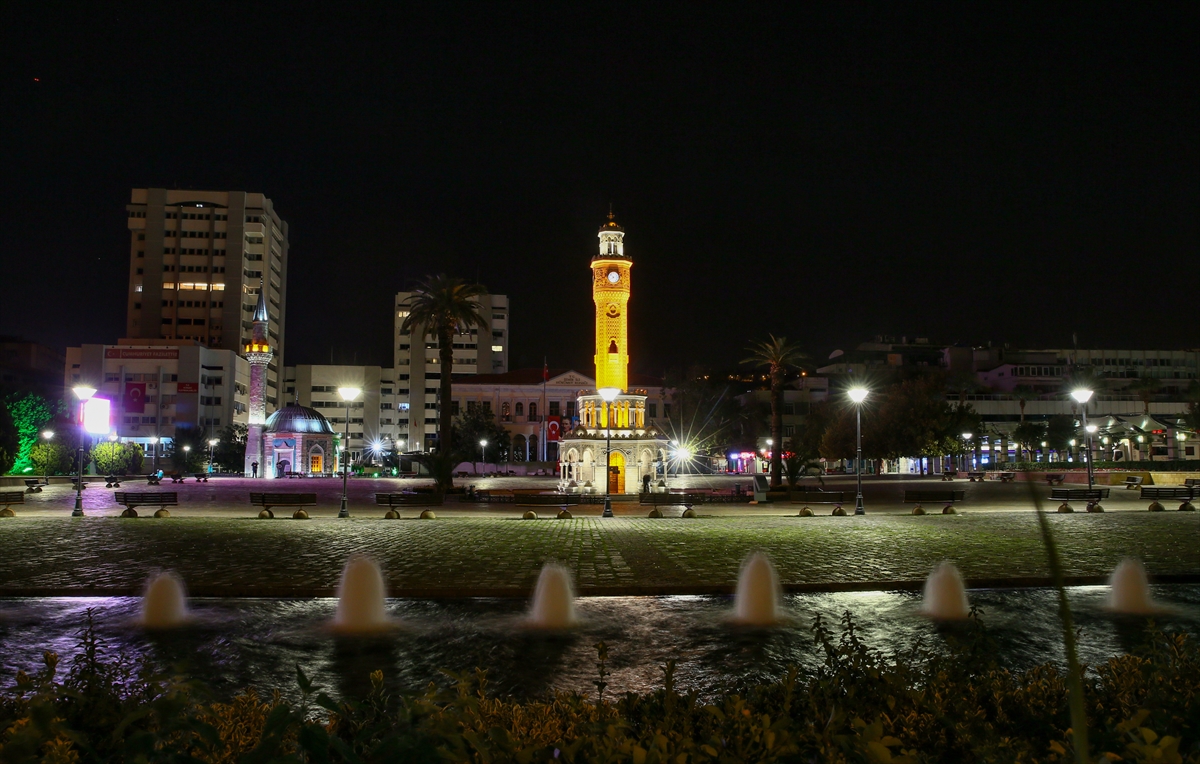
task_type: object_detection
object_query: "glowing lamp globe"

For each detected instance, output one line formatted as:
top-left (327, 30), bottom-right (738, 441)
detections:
top-left (1071, 388), bottom-right (1093, 404)
top-left (338, 387), bottom-right (362, 402)
top-left (598, 387), bottom-right (620, 402)
top-left (848, 387), bottom-right (869, 404)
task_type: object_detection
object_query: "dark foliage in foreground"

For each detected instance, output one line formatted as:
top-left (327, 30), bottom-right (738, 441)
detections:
top-left (1, 611), bottom-right (1196, 763)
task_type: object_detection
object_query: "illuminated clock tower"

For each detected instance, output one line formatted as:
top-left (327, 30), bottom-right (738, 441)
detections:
top-left (592, 211), bottom-right (630, 391)
top-left (557, 211), bottom-right (668, 495)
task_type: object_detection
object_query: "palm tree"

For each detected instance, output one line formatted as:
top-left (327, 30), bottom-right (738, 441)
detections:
top-left (742, 335), bottom-right (807, 488)
top-left (1126, 375), bottom-right (1160, 415)
top-left (1012, 385), bottom-right (1037, 423)
top-left (400, 275), bottom-right (489, 452)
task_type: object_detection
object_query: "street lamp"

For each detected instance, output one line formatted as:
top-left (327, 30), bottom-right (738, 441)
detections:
top-left (848, 387), bottom-right (869, 515)
top-left (479, 438), bottom-right (488, 474)
top-left (599, 387), bottom-right (621, 517)
top-left (1071, 387), bottom-right (1095, 488)
top-left (208, 438), bottom-right (218, 474)
top-left (337, 386), bottom-right (362, 518)
top-left (39, 430), bottom-right (54, 484)
top-left (149, 436), bottom-right (160, 473)
top-left (961, 432), bottom-right (973, 472)
top-left (71, 386), bottom-right (97, 516)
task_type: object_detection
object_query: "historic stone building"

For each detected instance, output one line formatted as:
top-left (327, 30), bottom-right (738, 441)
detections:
top-left (557, 213), bottom-right (670, 493)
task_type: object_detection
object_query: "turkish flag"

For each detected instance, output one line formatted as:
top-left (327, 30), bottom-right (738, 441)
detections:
top-left (547, 416), bottom-right (561, 442)
top-left (124, 382), bottom-right (147, 413)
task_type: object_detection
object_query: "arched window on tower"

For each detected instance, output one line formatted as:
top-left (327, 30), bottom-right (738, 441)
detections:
top-left (608, 339), bottom-right (619, 354)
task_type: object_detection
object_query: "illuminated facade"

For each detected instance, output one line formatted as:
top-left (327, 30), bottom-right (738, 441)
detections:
top-left (557, 214), bottom-right (669, 493)
top-left (243, 286), bottom-right (273, 476)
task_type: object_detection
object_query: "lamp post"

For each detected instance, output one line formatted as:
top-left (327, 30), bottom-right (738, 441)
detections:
top-left (962, 432), bottom-right (973, 472)
top-left (149, 436), bottom-right (159, 473)
top-left (41, 430), bottom-right (53, 484)
top-left (599, 387), bottom-right (620, 518)
top-left (479, 438), bottom-right (488, 475)
top-left (72, 386), bottom-right (97, 516)
top-left (848, 387), bottom-right (869, 515)
top-left (208, 438), bottom-right (218, 474)
top-left (1071, 388), bottom-right (1095, 488)
top-left (337, 387), bottom-right (362, 518)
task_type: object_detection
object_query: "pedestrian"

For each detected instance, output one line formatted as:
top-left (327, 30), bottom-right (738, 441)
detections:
top-left (251, 461), bottom-right (259, 478)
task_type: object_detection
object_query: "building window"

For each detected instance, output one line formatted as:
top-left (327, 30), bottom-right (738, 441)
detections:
top-left (549, 401), bottom-right (561, 416)
top-left (567, 401), bottom-right (576, 418)
top-left (528, 403), bottom-right (537, 418)
top-left (515, 402), bottom-right (524, 415)
top-left (648, 403), bottom-right (657, 418)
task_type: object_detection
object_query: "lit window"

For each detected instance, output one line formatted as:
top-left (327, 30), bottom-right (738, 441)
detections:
top-left (491, 345), bottom-right (503, 352)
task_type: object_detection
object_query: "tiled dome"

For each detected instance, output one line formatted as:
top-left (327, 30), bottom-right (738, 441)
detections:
top-left (264, 404), bottom-right (335, 435)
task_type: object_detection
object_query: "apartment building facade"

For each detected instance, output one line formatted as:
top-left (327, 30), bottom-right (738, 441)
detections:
top-left (125, 188), bottom-right (288, 410)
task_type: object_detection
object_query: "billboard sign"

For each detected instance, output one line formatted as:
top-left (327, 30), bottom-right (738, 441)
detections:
top-left (82, 397), bottom-right (111, 435)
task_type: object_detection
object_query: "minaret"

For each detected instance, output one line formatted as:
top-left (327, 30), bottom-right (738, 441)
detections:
top-left (243, 281), bottom-right (273, 477)
top-left (592, 210), bottom-right (630, 392)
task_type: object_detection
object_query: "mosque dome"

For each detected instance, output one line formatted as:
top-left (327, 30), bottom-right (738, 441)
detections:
top-left (264, 404), bottom-right (335, 435)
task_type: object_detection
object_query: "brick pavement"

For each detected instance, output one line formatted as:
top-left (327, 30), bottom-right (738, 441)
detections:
top-left (0, 511), bottom-right (1195, 596)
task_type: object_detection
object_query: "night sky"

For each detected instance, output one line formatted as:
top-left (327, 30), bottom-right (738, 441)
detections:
top-left (2, 3), bottom-right (1196, 375)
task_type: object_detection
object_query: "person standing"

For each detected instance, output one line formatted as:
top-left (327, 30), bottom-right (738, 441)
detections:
top-left (251, 461), bottom-right (259, 478)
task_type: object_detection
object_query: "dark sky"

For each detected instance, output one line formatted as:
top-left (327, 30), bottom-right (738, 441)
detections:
top-left (2, 3), bottom-right (1196, 375)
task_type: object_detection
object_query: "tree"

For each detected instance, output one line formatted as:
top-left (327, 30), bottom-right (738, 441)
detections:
top-left (166, 426), bottom-right (206, 473)
top-left (1012, 385), bottom-right (1038, 423)
top-left (90, 441), bottom-right (143, 474)
top-left (453, 406), bottom-right (511, 465)
top-left (869, 377), bottom-right (958, 465)
top-left (1126, 375), bottom-right (1161, 415)
top-left (212, 423), bottom-right (248, 473)
top-left (0, 403), bottom-right (18, 474)
top-left (742, 335), bottom-right (807, 488)
top-left (3, 391), bottom-right (62, 475)
top-left (1044, 415), bottom-right (1077, 458)
top-left (400, 275), bottom-right (489, 452)
top-left (29, 441), bottom-right (74, 476)
top-left (1013, 420), bottom-right (1048, 462)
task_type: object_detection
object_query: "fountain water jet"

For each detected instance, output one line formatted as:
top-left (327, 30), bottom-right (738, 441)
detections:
top-left (732, 553), bottom-right (782, 626)
top-left (333, 555), bottom-right (391, 632)
top-left (141, 571), bottom-right (189, 628)
top-left (1108, 558), bottom-right (1159, 614)
top-left (921, 562), bottom-right (970, 620)
top-left (528, 563), bottom-right (577, 628)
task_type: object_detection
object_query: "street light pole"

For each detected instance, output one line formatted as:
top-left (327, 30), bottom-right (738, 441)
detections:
top-left (599, 387), bottom-right (620, 518)
top-left (1071, 388), bottom-right (1095, 489)
top-left (848, 387), bottom-right (869, 515)
top-left (338, 387), bottom-right (362, 518)
top-left (71, 386), bottom-right (96, 517)
top-left (41, 430), bottom-right (54, 484)
top-left (479, 438), bottom-right (488, 475)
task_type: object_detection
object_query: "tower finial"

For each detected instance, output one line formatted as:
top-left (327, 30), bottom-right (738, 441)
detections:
top-left (608, 203), bottom-right (614, 221)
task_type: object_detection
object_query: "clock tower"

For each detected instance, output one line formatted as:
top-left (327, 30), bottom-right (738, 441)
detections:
top-left (592, 211), bottom-right (630, 392)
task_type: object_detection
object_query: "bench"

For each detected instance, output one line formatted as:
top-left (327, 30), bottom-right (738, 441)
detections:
top-left (967, 471), bottom-right (986, 482)
top-left (194, 473), bottom-right (208, 483)
top-left (71, 478), bottom-right (88, 490)
top-left (1124, 475), bottom-right (1144, 489)
top-left (1050, 488), bottom-right (1111, 502)
top-left (1185, 478), bottom-right (1199, 489)
top-left (788, 490), bottom-right (847, 505)
top-left (940, 471), bottom-right (958, 481)
top-left (24, 478), bottom-right (48, 492)
top-left (998, 472), bottom-right (1016, 483)
top-left (0, 491), bottom-right (25, 516)
top-left (250, 492), bottom-right (318, 513)
top-left (284, 471), bottom-right (305, 479)
top-left (114, 492), bottom-right (178, 511)
top-left (1140, 487), bottom-right (1194, 501)
top-left (103, 475), bottom-right (122, 488)
top-left (147, 474), bottom-right (162, 486)
top-left (169, 473), bottom-right (185, 483)
top-left (375, 492), bottom-right (443, 507)
top-left (640, 492), bottom-right (712, 506)
top-left (904, 490), bottom-right (966, 506)
top-left (1045, 474), bottom-right (1066, 486)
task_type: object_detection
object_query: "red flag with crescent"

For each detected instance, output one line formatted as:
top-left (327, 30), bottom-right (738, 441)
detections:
top-left (547, 416), bottom-right (561, 442)
top-left (124, 382), bottom-right (147, 413)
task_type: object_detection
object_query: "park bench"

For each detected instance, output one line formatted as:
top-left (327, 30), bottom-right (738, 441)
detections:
top-left (146, 474), bottom-right (162, 486)
top-left (374, 492), bottom-right (442, 507)
top-left (24, 478), bottom-right (48, 492)
top-left (194, 473), bottom-right (208, 483)
top-left (250, 492), bottom-right (318, 513)
top-left (788, 489), bottom-right (847, 505)
top-left (284, 471), bottom-right (305, 479)
top-left (967, 471), bottom-right (986, 481)
top-left (940, 471), bottom-right (958, 481)
top-left (114, 491), bottom-right (178, 512)
top-left (1185, 478), bottom-right (1199, 489)
top-left (1045, 474), bottom-right (1066, 486)
top-left (104, 475), bottom-right (122, 488)
top-left (0, 491), bottom-right (25, 516)
top-left (640, 492), bottom-right (712, 506)
top-left (71, 477), bottom-right (88, 490)
top-left (1124, 475), bottom-right (1144, 489)
top-left (169, 473), bottom-right (185, 483)
top-left (1140, 486), bottom-right (1194, 501)
top-left (998, 472), bottom-right (1016, 482)
top-left (1050, 488), bottom-right (1110, 502)
top-left (903, 490), bottom-right (966, 512)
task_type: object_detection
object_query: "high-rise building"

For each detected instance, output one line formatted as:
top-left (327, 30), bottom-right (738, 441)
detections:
top-left (393, 290), bottom-right (509, 449)
top-left (125, 188), bottom-right (288, 410)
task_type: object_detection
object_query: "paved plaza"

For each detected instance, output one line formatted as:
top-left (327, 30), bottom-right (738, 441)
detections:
top-left (0, 475), bottom-right (1195, 597)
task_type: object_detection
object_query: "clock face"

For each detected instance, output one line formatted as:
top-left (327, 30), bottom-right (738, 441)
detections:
top-left (607, 271), bottom-right (620, 284)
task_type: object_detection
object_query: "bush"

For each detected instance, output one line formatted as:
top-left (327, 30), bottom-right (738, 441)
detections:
top-left (2, 610), bottom-right (1196, 763)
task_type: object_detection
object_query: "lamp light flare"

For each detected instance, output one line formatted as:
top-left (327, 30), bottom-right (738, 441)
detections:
top-left (1071, 388), bottom-right (1094, 404)
top-left (337, 386), bottom-right (363, 402)
top-left (848, 387), bottom-right (869, 403)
